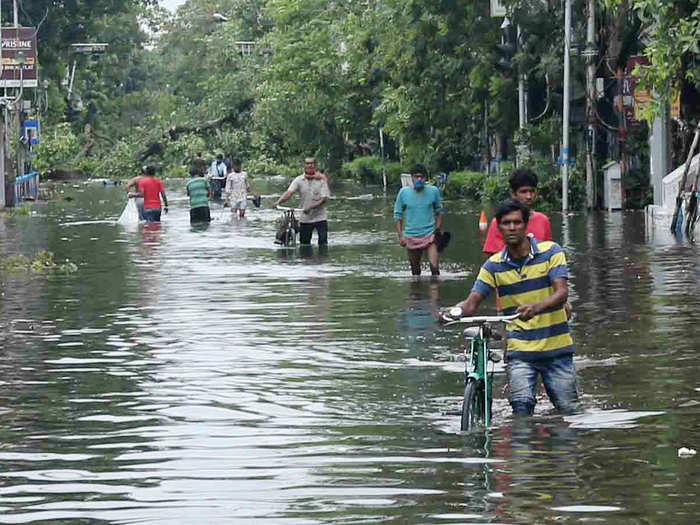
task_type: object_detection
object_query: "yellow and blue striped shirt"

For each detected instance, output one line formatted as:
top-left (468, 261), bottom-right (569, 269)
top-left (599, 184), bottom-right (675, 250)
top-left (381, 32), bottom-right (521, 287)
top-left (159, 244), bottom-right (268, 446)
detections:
top-left (472, 236), bottom-right (574, 360)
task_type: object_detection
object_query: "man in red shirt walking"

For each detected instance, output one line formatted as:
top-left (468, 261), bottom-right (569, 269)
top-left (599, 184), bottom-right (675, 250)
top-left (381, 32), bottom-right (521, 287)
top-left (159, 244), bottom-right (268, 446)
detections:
top-left (483, 169), bottom-right (551, 256)
top-left (127, 165), bottom-right (168, 222)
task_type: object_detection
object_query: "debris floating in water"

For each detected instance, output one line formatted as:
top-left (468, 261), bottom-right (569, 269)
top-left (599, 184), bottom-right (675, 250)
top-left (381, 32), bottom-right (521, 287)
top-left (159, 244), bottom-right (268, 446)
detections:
top-left (678, 447), bottom-right (697, 457)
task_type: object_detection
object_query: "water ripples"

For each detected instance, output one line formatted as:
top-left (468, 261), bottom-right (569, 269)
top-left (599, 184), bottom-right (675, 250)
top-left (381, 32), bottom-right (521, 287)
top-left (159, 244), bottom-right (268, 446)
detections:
top-left (1, 184), bottom-right (700, 523)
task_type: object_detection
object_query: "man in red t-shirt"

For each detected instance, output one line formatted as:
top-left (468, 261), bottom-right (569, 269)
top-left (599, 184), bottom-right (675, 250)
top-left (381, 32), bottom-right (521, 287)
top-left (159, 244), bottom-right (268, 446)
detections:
top-left (483, 168), bottom-right (551, 256)
top-left (127, 165), bottom-right (168, 222)
top-left (483, 168), bottom-right (571, 320)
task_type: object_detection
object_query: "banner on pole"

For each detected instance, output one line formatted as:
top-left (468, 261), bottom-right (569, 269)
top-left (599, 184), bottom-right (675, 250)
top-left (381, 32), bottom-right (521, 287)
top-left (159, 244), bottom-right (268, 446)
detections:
top-left (1, 27), bottom-right (38, 88)
top-left (490, 0), bottom-right (507, 17)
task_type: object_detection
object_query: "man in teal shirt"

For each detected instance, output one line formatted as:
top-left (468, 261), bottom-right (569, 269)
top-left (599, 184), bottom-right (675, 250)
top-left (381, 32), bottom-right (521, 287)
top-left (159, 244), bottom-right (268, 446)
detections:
top-left (393, 164), bottom-right (444, 276)
top-left (186, 170), bottom-right (211, 224)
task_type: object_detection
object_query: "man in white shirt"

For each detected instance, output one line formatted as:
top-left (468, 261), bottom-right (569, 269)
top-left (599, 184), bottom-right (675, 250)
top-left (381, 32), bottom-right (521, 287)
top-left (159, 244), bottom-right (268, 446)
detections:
top-left (208, 153), bottom-right (227, 200)
top-left (276, 157), bottom-right (331, 246)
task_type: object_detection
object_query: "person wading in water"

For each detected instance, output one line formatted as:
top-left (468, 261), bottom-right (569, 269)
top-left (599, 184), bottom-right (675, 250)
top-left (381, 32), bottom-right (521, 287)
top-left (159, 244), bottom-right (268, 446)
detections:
top-left (393, 163), bottom-right (444, 276)
top-left (443, 199), bottom-right (581, 416)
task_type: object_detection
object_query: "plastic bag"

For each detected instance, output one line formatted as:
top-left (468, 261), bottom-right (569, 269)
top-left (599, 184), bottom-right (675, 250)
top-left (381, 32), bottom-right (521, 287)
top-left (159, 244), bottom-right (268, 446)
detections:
top-left (117, 198), bottom-right (140, 227)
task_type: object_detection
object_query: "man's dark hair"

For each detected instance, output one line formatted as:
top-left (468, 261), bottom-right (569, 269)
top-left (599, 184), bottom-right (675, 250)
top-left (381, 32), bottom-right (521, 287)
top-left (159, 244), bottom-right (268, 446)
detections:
top-left (509, 168), bottom-right (538, 192)
top-left (411, 163), bottom-right (427, 176)
top-left (232, 157), bottom-right (242, 166)
top-left (145, 165), bottom-right (156, 176)
top-left (495, 199), bottom-right (531, 224)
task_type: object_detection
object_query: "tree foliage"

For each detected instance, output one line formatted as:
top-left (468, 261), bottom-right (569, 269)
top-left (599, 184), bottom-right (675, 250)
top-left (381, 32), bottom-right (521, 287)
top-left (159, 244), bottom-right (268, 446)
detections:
top-left (603, 0), bottom-right (700, 121)
top-left (26, 0), bottom-right (700, 203)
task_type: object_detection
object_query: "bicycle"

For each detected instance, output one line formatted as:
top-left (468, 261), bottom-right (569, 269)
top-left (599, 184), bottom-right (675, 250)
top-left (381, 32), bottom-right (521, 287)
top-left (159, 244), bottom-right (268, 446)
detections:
top-left (275, 205), bottom-right (303, 247)
top-left (442, 308), bottom-right (520, 431)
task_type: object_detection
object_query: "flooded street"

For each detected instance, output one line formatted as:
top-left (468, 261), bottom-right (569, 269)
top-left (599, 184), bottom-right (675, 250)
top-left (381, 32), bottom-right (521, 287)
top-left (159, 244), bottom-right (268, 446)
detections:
top-left (1, 180), bottom-right (700, 524)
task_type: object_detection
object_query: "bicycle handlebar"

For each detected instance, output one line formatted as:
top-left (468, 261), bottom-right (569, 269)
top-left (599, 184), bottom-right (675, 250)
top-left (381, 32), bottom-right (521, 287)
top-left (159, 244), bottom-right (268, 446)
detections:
top-left (276, 205), bottom-right (304, 212)
top-left (442, 313), bottom-right (520, 326)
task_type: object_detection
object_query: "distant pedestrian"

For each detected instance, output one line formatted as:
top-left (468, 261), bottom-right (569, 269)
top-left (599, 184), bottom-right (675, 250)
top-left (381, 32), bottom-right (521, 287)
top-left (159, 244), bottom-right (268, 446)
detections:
top-left (125, 166), bottom-right (147, 220)
top-left (186, 169), bottom-right (211, 224)
top-left (127, 165), bottom-right (168, 222)
top-left (208, 154), bottom-right (227, 200)
top-left (393, 163), bottom-right (444, 276)
top-left (224, 158), bottom-right (251, 219)
top-left (190, 152), bottom-right (209, 177)
top-left (276, 157), bottom-right (331, 246)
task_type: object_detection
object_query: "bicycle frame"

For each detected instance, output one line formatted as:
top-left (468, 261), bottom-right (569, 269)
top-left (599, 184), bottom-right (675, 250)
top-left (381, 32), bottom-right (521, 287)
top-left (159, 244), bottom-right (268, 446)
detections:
top-left (445, 314), bottom-right (519, 430)
top-left (464, 324), bottom-right (494, 427)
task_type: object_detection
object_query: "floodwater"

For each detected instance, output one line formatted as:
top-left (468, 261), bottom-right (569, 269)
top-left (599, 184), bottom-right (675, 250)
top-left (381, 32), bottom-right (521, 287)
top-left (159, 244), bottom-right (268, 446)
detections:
top-left (1, 179), bottom-right (699, 525)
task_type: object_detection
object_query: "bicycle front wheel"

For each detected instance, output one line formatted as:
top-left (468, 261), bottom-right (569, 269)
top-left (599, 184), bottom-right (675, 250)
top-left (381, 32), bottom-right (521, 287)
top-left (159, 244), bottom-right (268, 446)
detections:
top-left (284, 227), bottom-right (294, 246)
top-left (461, 378), bottom-right (486, 431)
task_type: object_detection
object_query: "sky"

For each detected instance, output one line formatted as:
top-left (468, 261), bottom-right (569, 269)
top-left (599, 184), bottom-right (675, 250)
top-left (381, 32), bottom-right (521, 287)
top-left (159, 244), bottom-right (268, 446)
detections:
top-left (161, 0), bottom-right (187, 12)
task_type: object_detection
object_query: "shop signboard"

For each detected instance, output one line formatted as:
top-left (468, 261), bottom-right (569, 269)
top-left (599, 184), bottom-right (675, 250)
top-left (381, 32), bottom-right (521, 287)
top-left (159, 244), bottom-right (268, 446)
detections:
top-left (1, 27), bottom-right (37, 88)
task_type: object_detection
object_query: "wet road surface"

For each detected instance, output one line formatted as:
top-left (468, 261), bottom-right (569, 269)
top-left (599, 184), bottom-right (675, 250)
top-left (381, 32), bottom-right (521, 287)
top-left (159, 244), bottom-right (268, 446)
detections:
top-left (1, 180), bottom-right (699, 524)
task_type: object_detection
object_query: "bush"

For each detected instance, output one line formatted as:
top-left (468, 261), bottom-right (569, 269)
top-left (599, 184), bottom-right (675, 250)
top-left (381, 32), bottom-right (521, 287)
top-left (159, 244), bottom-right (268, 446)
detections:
top-left (482, 174), bottom-right (510, 203)
top-left (527, 155), bottom-right (586, 211)
top-left (341, 156), bottom-right (406, 186)
top-left (162, 133), bottom-right (207, 170)
top-left (94, 140), bottom-right (141, 180)
top-left (444, 170), bottom-right (486, 199)
top-left (443, 170), bottom-right (510, 203)
top-left (33, 123), bottom-right (80, 174)
top-left (247, 155), bottom-right (297, 177)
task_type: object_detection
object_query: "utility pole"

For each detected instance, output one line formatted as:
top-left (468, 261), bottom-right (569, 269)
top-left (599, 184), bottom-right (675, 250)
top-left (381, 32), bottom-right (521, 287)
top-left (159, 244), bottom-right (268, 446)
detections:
top-left (649, 101), bottom-right (669, 206)
top-left (561, 0), bottom-right (572, 212)
top-left (649, 7), bottom-right (670, 206)
top-left (0, 0), bottom-right (3, 208)
top-left (13, 0), bottom-right (24, 182)
top-left (379, 127), bottom-right (386, 194)
top-left (517, 25), bottom-right (527, 130)
top-left (584, 0), bottom-right (597, 209)
top-left (517, 25), bottom-right (528, 168)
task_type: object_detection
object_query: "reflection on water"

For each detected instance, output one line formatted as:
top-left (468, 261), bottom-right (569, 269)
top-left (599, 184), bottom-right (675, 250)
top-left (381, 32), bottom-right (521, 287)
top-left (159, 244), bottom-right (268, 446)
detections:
top-left (1, 181), bottom-right (700, 524)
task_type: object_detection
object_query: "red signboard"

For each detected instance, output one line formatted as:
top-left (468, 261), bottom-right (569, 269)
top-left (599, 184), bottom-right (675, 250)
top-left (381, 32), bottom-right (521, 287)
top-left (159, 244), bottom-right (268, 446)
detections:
top-left (621, 55), bottom-right (649, 126)
top-left (1, 27), bottom-right (38, 88)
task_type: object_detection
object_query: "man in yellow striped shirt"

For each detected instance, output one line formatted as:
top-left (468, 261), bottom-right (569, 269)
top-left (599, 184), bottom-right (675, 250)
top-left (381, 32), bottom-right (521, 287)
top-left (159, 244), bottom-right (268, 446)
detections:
top-left (450, 199), bottom-right (580, 415)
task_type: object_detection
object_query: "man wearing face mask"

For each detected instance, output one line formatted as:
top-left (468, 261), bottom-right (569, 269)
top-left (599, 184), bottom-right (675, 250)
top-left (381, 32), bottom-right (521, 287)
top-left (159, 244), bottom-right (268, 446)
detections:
top-left (393, 164), bottom-right (444, 276)
top-left (276, 157), bottom-right (331, 246)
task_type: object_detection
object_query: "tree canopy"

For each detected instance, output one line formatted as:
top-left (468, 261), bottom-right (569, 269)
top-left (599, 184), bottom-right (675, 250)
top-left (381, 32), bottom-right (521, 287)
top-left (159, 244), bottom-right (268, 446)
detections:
top-left (24, 0), bottom-right (700, 204)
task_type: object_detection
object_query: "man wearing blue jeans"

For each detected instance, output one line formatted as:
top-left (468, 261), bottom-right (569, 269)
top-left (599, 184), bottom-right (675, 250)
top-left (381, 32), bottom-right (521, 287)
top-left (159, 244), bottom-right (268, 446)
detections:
top-left (443, 199), bottom-right (580, 415)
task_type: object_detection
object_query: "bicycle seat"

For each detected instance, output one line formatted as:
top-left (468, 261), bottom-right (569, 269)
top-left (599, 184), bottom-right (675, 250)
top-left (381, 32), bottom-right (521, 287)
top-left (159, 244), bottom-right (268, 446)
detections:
top-left (463, 327), bottom-right (480, 339)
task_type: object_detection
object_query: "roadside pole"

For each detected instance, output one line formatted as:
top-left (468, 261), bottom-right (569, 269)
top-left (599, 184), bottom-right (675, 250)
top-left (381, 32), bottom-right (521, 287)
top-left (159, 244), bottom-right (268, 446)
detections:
top-left (517, 25), bottom-right (528, 168)
top-left (561, 0), bottom-right (571, 212)
top-left (649, 103), bottom-right (669, 205)
top-left (0, 0), bottom-right (4, 208)
top-left (517, 25), bottom-right (527, 130)
top-left (379, 127), bottom-right (386, 194)
top-left (584, 0), bottom-right (597, 209)
top-left (14, 0), bottom-right (21, 184)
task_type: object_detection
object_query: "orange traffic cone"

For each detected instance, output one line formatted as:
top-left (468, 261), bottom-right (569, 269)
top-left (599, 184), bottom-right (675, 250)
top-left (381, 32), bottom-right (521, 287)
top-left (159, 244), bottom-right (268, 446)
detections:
top-left (478, 210), bottom-right (489, 232)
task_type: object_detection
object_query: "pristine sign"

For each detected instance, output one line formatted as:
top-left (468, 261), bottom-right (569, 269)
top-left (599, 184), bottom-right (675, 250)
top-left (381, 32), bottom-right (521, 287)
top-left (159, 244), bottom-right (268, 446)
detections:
top-left (1, 27), bottom-right (37, 88)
